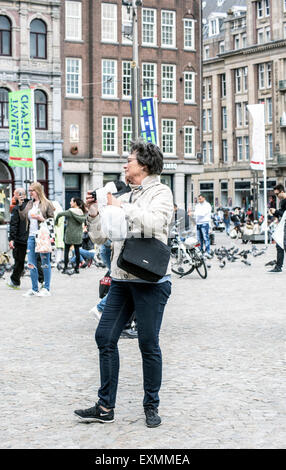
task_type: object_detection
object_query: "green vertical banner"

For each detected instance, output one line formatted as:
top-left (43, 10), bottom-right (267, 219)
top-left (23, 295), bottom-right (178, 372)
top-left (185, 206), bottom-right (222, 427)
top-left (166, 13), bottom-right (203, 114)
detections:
top-left (8, 89), bottom-right (35, 168)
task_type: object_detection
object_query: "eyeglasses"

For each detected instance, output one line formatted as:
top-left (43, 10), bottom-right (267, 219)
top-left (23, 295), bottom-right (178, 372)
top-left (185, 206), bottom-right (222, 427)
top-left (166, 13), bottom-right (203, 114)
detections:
top-left (126, 157), bottom-right (137, 164)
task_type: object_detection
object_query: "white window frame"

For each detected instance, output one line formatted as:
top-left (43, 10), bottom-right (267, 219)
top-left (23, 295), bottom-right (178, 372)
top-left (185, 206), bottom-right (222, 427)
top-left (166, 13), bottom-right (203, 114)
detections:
top-left (142, 63), bottom-right (157, 98)
top-left (102, 59), bottom-right (117, 99)
top-left (183, 19), bottom-right (195, 50)
top-left (184, 71), bottom-right (195, 104)
top-left (207, 109), bottom-right (212, 132)
top-left (161, 10), bottom-right (176, 48)
top-left (122, 5), bottom-right (133, 45)
top-left (222, 139), bottom-right (228, 163)
top-left (236, 103), bottom-right (242, 127)
top-left (204, 45), bottom-right (210, 60)
top-left (235, 68), bottom-right (242, 93)
top-left (101, 3), bottom-right (117, 43)
top-left (244, 136), bottom-right (249, 160)
top-left (122, 61), bottom-right (132, 99)
top-left (257, 1), bottom-right (263, 18)
top-left (162, 119), bottom-right (176, 156)
top-left (184, 126), bottom-right (195, 157)
top-left (65, 1), bottom-right (82, 41)
top-left (221, 73), bottom-right (226, 98)
top-left (208, 141), bottom-right (213, 164)
top-left (237, 137), bottom-right (243, 161)
top-left (267, 133), bottom-right (273, 159)
top-left (122, 117), bottom-right (132, 154)
top-left (222, 106), bottom-right (227, 130)
top-left (257, 28), bottom-right (264, 44)
top-left (219, 41), bottom-right (225, 54)
top-left (203, 141), bottom-right (207, 163)
top-left (65, 58), bottom-right (82, 98)
top-left (162, 64), bottom-right (176, 102)
top-left (102, 116), bottom-right (118, 155)
top-left (234, 34), bottom-right (240, 50)
top-left (142, 8), bottom-right (156, 46)
top-left (266, 97), bottom-right (272, 124)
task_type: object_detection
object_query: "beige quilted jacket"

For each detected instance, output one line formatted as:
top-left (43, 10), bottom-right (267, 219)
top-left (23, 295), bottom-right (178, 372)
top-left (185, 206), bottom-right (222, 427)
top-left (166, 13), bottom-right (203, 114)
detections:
top-left (87, 175), bottom-right (174, 280)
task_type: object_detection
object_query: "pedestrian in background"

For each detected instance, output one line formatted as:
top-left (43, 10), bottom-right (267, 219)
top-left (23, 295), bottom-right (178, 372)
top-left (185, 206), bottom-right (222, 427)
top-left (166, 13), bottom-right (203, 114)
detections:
top-left (268, 184), bottom-right (286, 273)
top-left (223, 208), bottom-right (231, 235)
top-left (192, 194), bottom-right (212, 256)
top-left (19, 182), bottom-right (55, 297)
top-left (55, 198), bottom-right (87, 274)
top-left (7, 188), bottom-right (29, 289)
top-left (74, 138), bottom-right (173, 428)
top-left (52, 200), bottom-right (65, 264)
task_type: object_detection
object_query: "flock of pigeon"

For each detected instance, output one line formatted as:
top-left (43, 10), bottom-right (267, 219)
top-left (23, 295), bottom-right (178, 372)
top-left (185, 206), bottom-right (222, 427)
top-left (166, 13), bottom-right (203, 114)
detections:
top-left (204, 244), bottom-right (271, 269)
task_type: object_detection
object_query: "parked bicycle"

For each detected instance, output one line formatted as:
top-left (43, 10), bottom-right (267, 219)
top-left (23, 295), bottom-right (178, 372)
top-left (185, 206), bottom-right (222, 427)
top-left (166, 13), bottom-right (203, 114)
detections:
top-left (170, 220), bottom-right (207, 279)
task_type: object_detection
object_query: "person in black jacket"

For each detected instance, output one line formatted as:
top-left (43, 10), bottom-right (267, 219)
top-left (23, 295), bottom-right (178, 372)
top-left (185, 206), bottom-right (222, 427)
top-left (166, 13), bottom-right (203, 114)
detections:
top-left (7, 188), bottom-right (43, 289)
top-left (268, 184), bottom-right (286, 273)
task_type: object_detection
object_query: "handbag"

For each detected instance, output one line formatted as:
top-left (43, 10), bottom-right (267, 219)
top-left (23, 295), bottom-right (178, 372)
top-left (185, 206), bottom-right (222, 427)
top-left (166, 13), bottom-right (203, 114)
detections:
top-left (35, 220), bottom-right (53, 253)
top-left (99, 270), bottom-right (112, 298)
top-left (117, 236), bottom-right (171, 282)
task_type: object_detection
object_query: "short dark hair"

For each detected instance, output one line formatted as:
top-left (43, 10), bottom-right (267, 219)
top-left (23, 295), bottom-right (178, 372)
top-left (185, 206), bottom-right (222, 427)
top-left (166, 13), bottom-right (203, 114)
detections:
top-left (274, 184), bottom-right (285, 193)
top-left (130, 138), bottom-right (163, 175)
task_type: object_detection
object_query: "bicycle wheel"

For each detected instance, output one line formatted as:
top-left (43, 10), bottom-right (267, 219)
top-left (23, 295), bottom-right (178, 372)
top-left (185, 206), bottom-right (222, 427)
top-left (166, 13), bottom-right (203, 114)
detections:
top-left (171, 248), bottom-right (194, 276)
top-left (195, 258), bottom-right (207, 279)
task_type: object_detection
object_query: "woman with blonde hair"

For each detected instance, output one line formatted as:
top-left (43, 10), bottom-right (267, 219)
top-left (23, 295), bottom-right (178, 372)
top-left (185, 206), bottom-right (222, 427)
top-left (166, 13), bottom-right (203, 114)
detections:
top-left (20, 182), bottom-right (55, 297)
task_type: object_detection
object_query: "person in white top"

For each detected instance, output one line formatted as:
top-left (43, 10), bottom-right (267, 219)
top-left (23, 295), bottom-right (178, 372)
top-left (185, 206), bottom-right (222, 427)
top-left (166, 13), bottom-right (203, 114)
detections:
top-left (194, 194), bottom-right (212, 255)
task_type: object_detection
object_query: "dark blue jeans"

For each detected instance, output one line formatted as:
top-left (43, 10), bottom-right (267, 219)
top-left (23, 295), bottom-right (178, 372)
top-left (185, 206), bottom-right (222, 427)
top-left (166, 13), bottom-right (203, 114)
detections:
top-left (95, 280), bottom-right (171, 410)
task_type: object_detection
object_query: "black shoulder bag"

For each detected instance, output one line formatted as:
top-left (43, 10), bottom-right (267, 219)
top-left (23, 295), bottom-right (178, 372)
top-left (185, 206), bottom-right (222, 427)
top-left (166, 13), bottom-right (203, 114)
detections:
top-left (117, 190), bottom-right (171, 282)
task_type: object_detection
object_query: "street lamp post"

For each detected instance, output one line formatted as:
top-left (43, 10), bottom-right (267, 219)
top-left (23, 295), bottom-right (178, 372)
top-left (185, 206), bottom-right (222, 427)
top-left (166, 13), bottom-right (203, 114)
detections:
top-left (123, 0), bottom-right (142, 140)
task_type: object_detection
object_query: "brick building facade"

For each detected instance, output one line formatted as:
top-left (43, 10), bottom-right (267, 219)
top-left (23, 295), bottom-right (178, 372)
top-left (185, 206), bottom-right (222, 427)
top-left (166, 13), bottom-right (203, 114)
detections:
top-left (62, 0), bottom-right (203, 209)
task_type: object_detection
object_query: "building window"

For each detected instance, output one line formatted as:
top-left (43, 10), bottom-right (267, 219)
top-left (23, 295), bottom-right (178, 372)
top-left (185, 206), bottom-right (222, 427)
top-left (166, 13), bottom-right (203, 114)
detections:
top-left (203, 142), bottom-right (207, 163)
top-left (266, 97), bottom-right (272, 123)
top-left (222, 139), bottom-right (228, 163)
top-left (257, 28), bottom-right (264, 44)
top-left (244, 102), bottom-right (249, 126)
top-left (162, 119), bottom-right (176, 155)
top-left (161, 10), bottom-right (176, 48)
top-left (101, 3), bottom-right (117, 43)
top-left (209, 18), bottom-right (218, 36)
top-left (242, 34), bottom-right (247, 48)
top-left (142, 8), bottom-right (156, 46)
top-left (30, 19), bottom-right (47, 59)
top-left (122, 117), bottom-right (132, 154)
top-left (122, 61), bottom-right (131, 99)
top-left (257, 1), bottom-right (263, 18)
top-left (102, 59), bottom-right (117, 98)
top-left (162, 64), bottom-right (176, 102)
top-left (202, 110), bottom-right (206, 132)
top-left (234, 34), bottom-right (240, 50)
top-left (236, 103), bottom-right (243, 127)
top-left (204, 45), bottom-right (209, 59)
top-left (0, 88), bottom-right (9, 128)
top-left (219, 41), bottom-right (225, 53)
top-left (221, 73), bottom-right (226, 98)
top-left (0, 15), bottom-right (11, 56)
top-left (208, 141), bottom-right (213, 164)
top-left (235, 67), bottom-right (248, 93)
top-left (34, 90), bottom-right (47, 130)
top-left (258, 62), bottom-right (272, 89)
top-left (122, 5), bottom-right (132, 45)
top-left (222, 106), bottom-right (227, 130)
top-left (237, 137), bottom-right (243, 161)
top-left (184, 72), bottom-right (195, 103)
top-left (184, 126), bottom-right (195, 157)
top-left (267, 134), bottom-right (273, 159)
top-left (66, 58), bottom-right (82, 98)
top-left (142, 63), bottom-right (156, 98)
top-left (207, 109), bottom-right (212, 132)
top-left (102, 116), bottom-right (117, 154)
top-left (244, 136), bottom-right (249, 160)
top-left (65, 1), bottom-right (82, 41)
top-left (203, 77), bottom-right (212, 100)
top-left (184, 19), bottom-right (195, 50)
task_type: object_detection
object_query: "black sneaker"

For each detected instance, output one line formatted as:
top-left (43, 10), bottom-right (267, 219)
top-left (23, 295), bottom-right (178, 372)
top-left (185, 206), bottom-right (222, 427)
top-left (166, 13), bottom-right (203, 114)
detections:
top-left (144, 407), bottom-right (161, 428)
top-left (120, 328), bottom-right (138, 339)
top-left (74, 403), bottom-right (114, 423)
top-left (267, 266), bottom-right (282, 273)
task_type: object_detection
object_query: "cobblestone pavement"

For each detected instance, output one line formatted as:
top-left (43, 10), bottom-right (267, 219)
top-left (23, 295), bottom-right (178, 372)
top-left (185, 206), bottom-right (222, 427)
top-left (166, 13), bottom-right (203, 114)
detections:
top-left (0, 233), bottom-right (285, 449)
